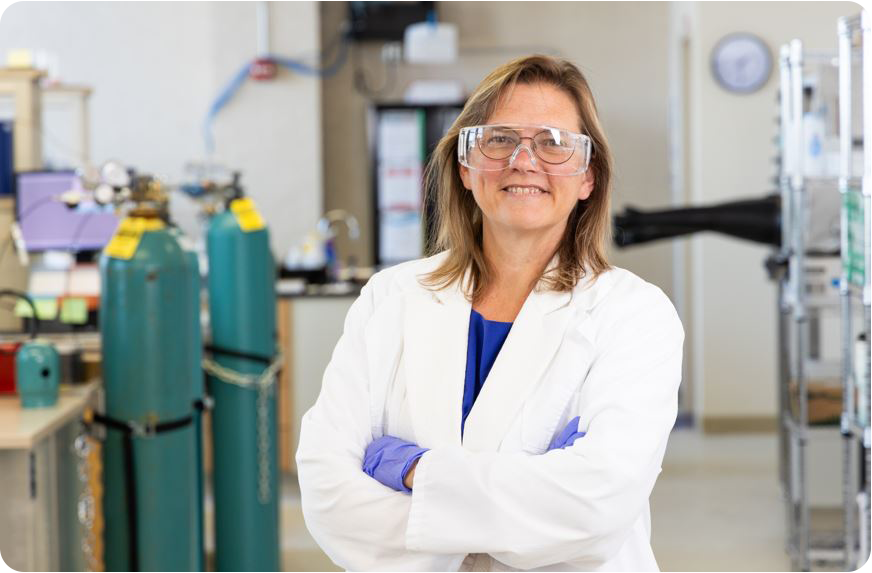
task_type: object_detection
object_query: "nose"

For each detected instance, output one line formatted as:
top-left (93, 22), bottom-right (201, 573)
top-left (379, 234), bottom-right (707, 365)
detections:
top-left (508, 144), bottom-right (539, 172)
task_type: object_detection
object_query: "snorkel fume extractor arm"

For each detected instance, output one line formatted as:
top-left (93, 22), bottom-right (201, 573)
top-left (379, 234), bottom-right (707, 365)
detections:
top-left (613, 194), bottom-right (782, 248)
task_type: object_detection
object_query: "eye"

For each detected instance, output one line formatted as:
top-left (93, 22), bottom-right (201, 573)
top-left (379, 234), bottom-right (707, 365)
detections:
top-left (535, 128), bottom-right (569, 147)
top-left (487, 135), bottom-right (514, 145)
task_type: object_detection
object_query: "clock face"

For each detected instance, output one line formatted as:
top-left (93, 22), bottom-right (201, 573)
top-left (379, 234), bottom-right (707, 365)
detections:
top-left (711, 33), bottom-right (773, 94)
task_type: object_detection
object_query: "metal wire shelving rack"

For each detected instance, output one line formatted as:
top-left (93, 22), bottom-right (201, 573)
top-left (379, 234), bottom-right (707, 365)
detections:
top-left (777, 12), bottom-right (870, 571)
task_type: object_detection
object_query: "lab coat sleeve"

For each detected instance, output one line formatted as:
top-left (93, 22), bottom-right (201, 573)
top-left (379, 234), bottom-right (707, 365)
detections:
top-left (296, 278), bottom-right (452, 571)
top-left (405, 285), bottom-right (684, 570)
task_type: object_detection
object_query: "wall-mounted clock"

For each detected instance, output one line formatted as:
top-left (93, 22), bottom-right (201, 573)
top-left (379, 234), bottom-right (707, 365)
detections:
top-left (711, 33), bottom-right (773, 94)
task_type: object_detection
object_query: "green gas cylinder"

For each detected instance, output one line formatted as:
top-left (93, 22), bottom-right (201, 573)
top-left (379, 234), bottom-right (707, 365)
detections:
top-left (100, 214), bottom-right (202, 571)
top-left (16, 340), bottom-right (59, 408)
top-left (169, 226), bottom-right (206, 572)
top-left (206, 197), bottom-right (279, 571)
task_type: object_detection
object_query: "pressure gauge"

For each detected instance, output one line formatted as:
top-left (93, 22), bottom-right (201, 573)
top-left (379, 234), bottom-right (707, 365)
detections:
top-left (101, 160), bottom-right (130, 188)
top-left (711, 33), bottom-right (772, 94)
top-left (94, 183), bottom-right (115, 205)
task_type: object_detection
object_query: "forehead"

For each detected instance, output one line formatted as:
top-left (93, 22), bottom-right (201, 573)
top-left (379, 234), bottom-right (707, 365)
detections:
top-left (486, 82), bottom-right (581, 133)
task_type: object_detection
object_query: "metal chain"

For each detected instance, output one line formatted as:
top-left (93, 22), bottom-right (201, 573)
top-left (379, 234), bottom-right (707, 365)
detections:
top-left (202, 354), bottom-right (282, 390)
top-left (73, 430), bottom-right (100, 572)
top-left (203, 352), bottom-right (281, 505)
top-left (256, 378), bottom-right (273, 504)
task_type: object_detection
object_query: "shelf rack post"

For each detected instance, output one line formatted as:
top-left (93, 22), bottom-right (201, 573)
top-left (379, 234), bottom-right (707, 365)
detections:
top-left (838, 15), bottom-right (860, 570)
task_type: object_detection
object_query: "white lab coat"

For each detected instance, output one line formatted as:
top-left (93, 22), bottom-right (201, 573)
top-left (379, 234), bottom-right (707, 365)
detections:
top-left (296, 251), bottom-right (685, 571)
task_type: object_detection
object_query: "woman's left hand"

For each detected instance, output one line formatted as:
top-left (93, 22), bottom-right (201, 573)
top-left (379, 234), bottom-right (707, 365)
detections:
top-left (362, 435), bottom-right (429, 493)
top-left (403, 458), bottom-right (420, 489)
top-left (547, 416), bottom-right (586, 451)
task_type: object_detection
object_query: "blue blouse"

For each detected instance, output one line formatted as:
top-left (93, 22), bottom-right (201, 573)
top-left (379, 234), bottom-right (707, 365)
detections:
top-left (461, 308), bottom-right (513, 436)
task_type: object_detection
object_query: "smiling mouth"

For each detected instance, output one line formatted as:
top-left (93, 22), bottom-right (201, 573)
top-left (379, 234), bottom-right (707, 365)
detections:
top-left (501, 186), bottom-right (549, 195)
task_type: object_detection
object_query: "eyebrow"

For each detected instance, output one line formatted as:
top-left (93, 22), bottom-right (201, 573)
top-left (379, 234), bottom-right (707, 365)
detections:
top-left (490, 124), bottom-right (579, 135)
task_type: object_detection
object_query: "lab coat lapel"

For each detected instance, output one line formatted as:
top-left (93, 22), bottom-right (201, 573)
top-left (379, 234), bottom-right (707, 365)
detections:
top-left (403, 285), bottom-right (470, 449)
top-left (461, 287), bottom-right (575, 453)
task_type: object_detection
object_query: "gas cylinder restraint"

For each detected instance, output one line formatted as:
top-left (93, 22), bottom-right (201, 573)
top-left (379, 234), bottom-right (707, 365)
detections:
top-left (85, 397), bottom-right (212, 572)
top-left (202, 346), bottom-right (282, 504)
top-left (204, 343), bottom-right (274, 366)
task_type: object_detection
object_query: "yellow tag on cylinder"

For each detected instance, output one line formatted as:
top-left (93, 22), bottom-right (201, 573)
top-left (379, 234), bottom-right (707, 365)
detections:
top-left (103, 217), bottom-right (164, 260)
top-left (230, 198), bottom-right (266, 232)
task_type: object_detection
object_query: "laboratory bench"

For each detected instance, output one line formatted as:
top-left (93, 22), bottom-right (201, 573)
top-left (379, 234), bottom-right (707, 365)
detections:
top-left (0, 381), bottom-right (101, 572)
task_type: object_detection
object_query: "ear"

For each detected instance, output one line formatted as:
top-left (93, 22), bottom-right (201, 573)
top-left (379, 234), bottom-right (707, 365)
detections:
top-left (577, 169), bottom-right (595, 201)
top-left (459, 163), bottom-right (472, 190)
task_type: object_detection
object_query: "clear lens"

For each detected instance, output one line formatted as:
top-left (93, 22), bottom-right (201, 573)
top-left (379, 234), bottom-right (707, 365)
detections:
top-left (459, 125), bottom-right (591, 176)
top-left (533, 128), bottom-right (575, 164)
top-left (479, 127), bottom-right (522, 160)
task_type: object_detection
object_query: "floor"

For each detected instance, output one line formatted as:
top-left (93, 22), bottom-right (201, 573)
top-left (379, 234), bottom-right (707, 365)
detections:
top-left (205, 429), bottom-right (847, 571)
top-left (650, 430), bottom-right (792, 571)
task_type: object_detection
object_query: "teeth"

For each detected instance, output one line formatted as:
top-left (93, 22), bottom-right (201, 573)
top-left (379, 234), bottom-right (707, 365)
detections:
top-left (505, 186), bottom-right (545, 195)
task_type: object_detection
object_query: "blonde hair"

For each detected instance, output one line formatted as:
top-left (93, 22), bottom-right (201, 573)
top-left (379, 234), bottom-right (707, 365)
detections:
top-left (421, 55), bottom-right (613, 301)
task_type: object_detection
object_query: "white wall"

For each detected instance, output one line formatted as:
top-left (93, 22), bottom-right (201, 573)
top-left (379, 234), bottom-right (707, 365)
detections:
top-left (207, 2), bottom-right (322, 259)
top-left (0, 1), bottom-right (321, 258)
top-left (681, 1), bottom-right (860, 424)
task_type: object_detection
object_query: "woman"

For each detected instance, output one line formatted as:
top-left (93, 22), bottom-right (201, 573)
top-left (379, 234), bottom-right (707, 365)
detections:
top-left (296, 55), bottom-right (684, 572)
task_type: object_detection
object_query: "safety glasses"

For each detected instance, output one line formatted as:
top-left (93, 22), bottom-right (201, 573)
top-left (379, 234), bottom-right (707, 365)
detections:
top-left (458, 124), bottom-right (592, 176)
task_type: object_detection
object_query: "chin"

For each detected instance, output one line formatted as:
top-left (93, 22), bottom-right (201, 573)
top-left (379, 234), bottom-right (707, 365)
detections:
top-left (496, 214), bottom-right (558, 233)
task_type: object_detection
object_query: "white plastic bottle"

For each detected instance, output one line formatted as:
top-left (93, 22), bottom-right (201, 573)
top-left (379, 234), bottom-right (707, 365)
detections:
top-left (802, 109), bottom-right (827, 177)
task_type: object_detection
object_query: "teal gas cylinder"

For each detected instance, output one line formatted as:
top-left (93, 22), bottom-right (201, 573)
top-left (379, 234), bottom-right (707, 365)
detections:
top-left (206, 198), bottom-right (279, 571)
top-left (16, 341), bottom-right (59, 408)
top-left (170, 227), bottom-right (206, 572)
top-left (100, 214), bottom-right (202, 571)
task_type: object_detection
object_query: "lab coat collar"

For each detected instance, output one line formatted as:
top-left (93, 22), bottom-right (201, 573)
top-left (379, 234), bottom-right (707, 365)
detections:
top-left (404, 254), bottom-right (613, 452)
top-left (419, 253), bottom-right (611, 315)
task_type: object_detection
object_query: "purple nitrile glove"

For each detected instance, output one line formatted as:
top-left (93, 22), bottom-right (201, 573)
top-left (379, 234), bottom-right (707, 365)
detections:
top-left (362, 435), bottom-right (429, 493)
top-left (548, 416), bottom-right (586, 451)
